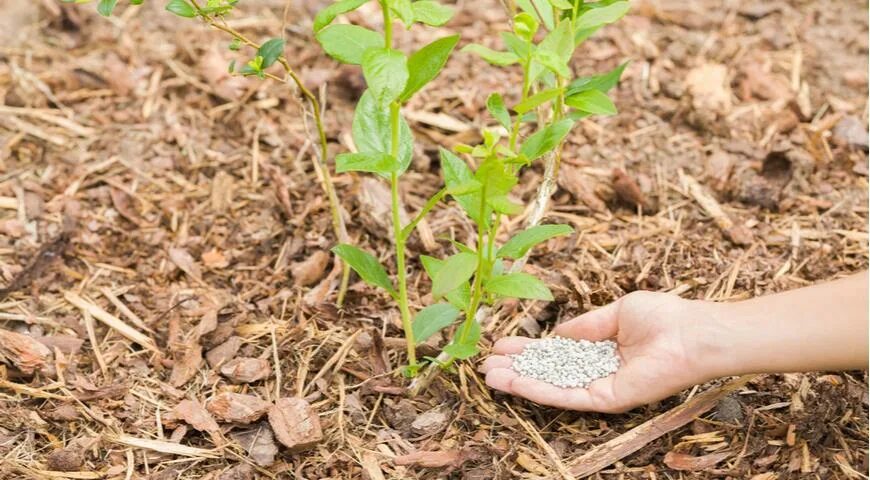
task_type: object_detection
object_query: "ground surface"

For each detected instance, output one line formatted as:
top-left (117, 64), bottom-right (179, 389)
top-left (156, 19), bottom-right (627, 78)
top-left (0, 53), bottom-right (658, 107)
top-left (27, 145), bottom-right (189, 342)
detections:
top-left (0, 0), bottom-right (868, 478)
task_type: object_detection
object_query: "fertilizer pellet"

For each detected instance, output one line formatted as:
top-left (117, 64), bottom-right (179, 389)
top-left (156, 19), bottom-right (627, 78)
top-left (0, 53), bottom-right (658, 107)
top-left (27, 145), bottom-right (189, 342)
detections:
top-left (510, 336), bottom-right (620, 388)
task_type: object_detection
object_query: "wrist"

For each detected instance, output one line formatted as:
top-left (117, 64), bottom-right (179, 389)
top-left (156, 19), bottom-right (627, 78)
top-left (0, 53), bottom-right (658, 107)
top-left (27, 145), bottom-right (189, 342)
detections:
top-left (681, 299), bottom-right (744, 381)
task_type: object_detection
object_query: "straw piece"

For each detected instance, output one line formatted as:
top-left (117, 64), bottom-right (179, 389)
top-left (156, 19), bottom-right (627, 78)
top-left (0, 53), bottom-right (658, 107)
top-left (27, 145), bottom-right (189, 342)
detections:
top-left (64, 291), bottom-right (159, 353)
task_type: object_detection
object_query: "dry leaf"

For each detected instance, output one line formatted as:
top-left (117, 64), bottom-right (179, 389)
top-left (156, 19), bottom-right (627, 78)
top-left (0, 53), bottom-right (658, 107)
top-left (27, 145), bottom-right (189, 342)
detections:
top-left (169, 247), bottom-right (203, 281)
top-left (202, 249), bottom-right (229, 269)
top-left (207, 392), bottom-right (270, 424)
top-left (516, 451), bottom-right (550, 475)
top-left (206, 336), bottom-right (242, 368)
top-left (220, 357), bottom-right (271, 383)
top-left (229, 423), bottom-right (278, 467)
top-left (663, 451), bottom-right (732, 471)
top-left (169, 344), bottom-right (202, 388)
top-left (291, 251), bottom-right (330, 287)
top-left (393, 450), bottom-right (460, 468)
top-left (267, 397), bottom-right (323, 451)
top-left (0, 328), bottom-right (52, 374)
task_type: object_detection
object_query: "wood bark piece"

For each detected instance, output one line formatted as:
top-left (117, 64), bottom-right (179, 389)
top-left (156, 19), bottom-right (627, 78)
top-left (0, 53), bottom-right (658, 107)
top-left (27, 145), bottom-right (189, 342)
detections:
top-left (0, 329), bottom-right (51, 374)
top-left (207, 392), bottom-right (270, 424)
top-left (220, 357), bottom-right (271, 383)
top-left (681, 173), bottom-right (753, 246)
top-left (267, 397), bottom-right (323, 451)
top-left (64, 291), bottom-right (159, 353)
top-left (568, 375), bottom-right (756, 477)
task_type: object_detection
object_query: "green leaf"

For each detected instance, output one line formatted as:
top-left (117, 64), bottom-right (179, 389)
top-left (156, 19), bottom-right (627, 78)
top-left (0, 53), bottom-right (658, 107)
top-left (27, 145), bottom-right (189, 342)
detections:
top-left (352, 90), bottom-right (414, 174)
top-left (315, 24), bottom-right (383, 64)
top-left (335, 152), bottom-right (400, 176)
top-left (412, 303), bottom-right (460, 344)
top-left (549, 0), bottom-right (572, 9)
top-left (520, 118), bottom-right (574, 161)
top-left (475, 157), bottom-right (517, 199)
top-left (443, 340), bottom-right (479, 360)
top-left (565, 89), bottom-right (617, 115)
top-left (400, 35), bottom-right (459, 102)
top-left (97, 0), bottom-right (118, 16)
top-left (534, 50), bottom-right (571, 78)
top-left (566, 61), bottom-right (628, 96)
top-left (513, 12), bottom-right (539, 42)
top-left (497, 224), bottom-right (574, 259)
top-left (487, 195), bottom-right (523, 215)
top-left (446, 180), bottom-right (482, 195)
top-left (501, 32), bottom-right (533, 59)
top-left (229, 38), bottom-right (242, 51)
top-left (513, 87), bottom-right (563, 115)
top-left (443, 320), bottom-right (480, 359)
top-left (313, 0), bottom-right (369, 32)
top-left (390, 0), bottom-right (415, 26)
top-left (515, 0), bottom-right (554, 30)
top-left (166, 0), bottom-right (197, 17)
top-left (486, 93), bottom-right (511, 129)
top-left (432, 252), bottom-right (478, 299)
top-left (538, 20), bottom-right (574, 63)
top-left (440, 148), bottom-right (489, 226)
top-left (461, 44), bottom-right (519, 66)
top-left (362, 48), bottom-right (408, 106)
top-left (420, 255), bottom-right (471, 309)
top-left (576, 1), bottom-right (630, 30)
top-left (485, 273), bottom-right (553, 300)
top-left (257, 38), bottom-right (285, 69)
top-left (331, 244), bottom-right (395, 295)
top-left (411, 0), bottom-right (454, 26)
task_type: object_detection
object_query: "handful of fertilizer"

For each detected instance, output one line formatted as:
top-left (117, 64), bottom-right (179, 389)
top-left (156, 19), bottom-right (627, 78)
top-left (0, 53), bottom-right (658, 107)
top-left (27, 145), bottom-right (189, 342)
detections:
top-left (511, 336), bottom-right (620, 388)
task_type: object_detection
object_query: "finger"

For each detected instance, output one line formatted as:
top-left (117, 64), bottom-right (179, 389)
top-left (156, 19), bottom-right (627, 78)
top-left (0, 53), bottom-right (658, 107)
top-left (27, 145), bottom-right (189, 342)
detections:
top-left (485, 367), bottom-right (519, 393)
top-left (478, 355), bottom-right (512, 374)
top-left (553, 300), bottom-right (620, 341)
top-left (491, 336), bottom-right (536, 355)
top-left (508, 376), bottom-right (598, 411)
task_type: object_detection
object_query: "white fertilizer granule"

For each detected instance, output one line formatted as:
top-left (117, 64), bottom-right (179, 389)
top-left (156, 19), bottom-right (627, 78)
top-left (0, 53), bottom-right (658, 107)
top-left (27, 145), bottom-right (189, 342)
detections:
top-left (510, 336), bottom-right (620, 388)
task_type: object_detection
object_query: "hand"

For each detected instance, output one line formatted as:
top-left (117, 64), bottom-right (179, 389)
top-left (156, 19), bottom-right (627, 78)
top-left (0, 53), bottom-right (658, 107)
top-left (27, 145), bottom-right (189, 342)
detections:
top-left (480, 291), bottom-right (721, 413)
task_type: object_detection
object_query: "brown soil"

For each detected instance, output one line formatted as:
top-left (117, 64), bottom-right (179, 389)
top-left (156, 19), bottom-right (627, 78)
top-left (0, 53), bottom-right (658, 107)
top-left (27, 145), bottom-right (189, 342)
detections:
top-left (0, 0), bottom-right (867, 478)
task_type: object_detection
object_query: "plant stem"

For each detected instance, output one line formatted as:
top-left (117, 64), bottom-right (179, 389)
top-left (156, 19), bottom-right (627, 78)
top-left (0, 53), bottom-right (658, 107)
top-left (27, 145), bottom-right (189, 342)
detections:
top-left (401, 187), bottom-right (448, 240)
top-left (199, 12), bottom-right (351, 305)
top-left (458, 182), bottom-right (488, 344)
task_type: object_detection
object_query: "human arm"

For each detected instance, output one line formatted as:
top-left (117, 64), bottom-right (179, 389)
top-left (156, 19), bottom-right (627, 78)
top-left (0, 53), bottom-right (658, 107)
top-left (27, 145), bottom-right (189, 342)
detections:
top-left (480, 272), bottom-right (868, 413)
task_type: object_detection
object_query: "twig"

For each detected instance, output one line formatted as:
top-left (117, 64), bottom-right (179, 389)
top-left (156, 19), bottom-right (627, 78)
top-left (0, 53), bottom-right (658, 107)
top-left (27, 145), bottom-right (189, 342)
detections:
top-left (567, 375), bottom-right (757, 477)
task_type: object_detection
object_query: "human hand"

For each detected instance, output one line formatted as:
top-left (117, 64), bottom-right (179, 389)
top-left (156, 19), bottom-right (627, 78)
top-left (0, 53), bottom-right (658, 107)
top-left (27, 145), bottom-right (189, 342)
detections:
top-left (480, 291), bottom-right (724, 413)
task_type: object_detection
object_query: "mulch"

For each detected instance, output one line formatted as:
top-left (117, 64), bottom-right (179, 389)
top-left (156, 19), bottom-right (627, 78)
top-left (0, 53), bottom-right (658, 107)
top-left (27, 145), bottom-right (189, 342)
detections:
top-left (0, 0), bottom-right (867, 478)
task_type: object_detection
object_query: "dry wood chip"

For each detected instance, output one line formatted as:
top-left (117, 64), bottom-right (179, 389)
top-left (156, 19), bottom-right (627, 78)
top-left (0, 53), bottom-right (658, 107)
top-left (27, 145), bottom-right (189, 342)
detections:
top-left (267, 397), bottom-right (323, 451)
top-left (169, 247), bottom-right (203, 282)
top-left (169, 344), bottom-right (203, 388)
top-left (220, 357), bottom-right (271, 383)
top-left (686, 63), bottom-right (732, 114)
top-left (207, 392), bottom-right (270, 424)
top-left (218, 463), bottom-right (255, 480)
top-left (411, 408), bottom-right (449, 436)
top-left (612, 168), bottom-right (646, 209)
top-left (202, 249), bottom-right (229, 269)
top-left (558, 164), bottom-right (607, 213)
top-left (206, 336), bottom-right (243, 368)
top-left (229, 423), bottom-right (278, 467)
top-left (393, 450), bottom-right (460, 468)
top-left (290, 250), bottom-right (330, 287)
top-left (663, 451), bottom-right (732, 471)
top-left (0, 328), bottom-right (52, 374)
top-left (172, 399), bottom-right (221, 441)
top-left (35, 334), bottom-right (84, 355)
top-left (45, 447), bottom-right (83, 472)
top-left (45, 404), bottom-right (79, 421)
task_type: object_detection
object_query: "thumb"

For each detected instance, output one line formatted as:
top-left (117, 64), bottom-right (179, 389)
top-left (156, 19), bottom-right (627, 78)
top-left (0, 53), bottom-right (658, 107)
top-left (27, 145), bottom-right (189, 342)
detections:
top-left (553, 299), bottom-right (621, 341)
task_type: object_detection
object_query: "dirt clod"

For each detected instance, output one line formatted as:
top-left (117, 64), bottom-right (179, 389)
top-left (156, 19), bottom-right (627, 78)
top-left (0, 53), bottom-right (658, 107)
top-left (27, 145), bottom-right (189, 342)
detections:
top-left (45, 447), bottom-right (83, 472)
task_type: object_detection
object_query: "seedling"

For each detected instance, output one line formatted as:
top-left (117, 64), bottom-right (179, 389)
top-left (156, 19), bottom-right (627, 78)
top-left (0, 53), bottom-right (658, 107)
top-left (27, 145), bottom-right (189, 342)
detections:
top-left (71, 0), bottom-right (630, 383)
top-left (317, 0), bottom-right (627, 378)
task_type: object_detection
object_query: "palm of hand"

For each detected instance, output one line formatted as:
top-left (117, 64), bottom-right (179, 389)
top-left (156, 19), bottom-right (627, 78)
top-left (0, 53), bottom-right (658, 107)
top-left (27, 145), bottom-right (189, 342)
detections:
top-left (481, 291), bottom-right (702, 413)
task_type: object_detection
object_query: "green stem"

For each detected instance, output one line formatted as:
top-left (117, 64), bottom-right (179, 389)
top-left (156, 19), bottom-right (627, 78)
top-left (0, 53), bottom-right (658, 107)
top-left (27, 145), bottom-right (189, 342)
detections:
top-left (401, 187), bottom-right (448, 240)
top-left (458, 182), bottom-right (488, 343)
top-left (389, 101), bottom-right (415, 366)
top-left (382, 0), bottom-right (393, 47)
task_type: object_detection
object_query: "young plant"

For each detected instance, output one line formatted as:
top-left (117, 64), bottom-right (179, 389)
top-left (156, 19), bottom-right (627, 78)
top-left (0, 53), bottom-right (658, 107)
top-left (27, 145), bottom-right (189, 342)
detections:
top-left (72, 0), bottom-right (355, 304)
top-left (407, 0), bottom-right (630, 391)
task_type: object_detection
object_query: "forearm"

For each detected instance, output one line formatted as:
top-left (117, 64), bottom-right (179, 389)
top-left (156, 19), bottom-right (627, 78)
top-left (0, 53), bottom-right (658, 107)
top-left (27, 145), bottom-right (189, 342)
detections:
top-left (696, 272), bottom-right (868, 378)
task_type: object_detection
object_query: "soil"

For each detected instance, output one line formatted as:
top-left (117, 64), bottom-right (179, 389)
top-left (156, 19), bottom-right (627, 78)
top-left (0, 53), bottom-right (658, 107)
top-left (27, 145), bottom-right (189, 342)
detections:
top-left (0, 0), bottom-right (867, 478)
